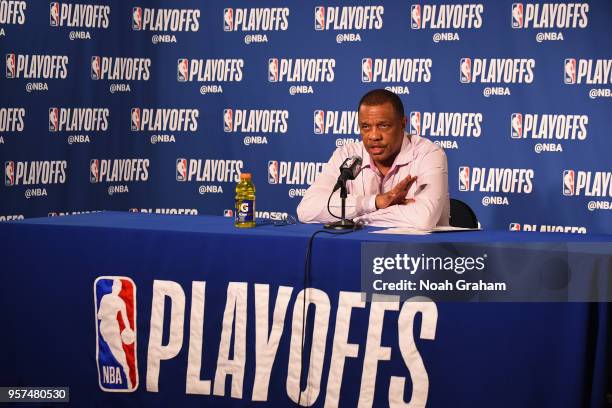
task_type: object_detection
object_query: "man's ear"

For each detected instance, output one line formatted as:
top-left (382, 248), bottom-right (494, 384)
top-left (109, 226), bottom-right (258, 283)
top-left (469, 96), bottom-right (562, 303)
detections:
top-left (401, 115), bottom-right (407, 130)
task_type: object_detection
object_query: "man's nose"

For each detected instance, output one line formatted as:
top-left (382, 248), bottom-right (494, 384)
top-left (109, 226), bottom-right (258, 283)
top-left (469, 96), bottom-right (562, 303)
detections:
top-left (368, 129), bottom-right (382, 141)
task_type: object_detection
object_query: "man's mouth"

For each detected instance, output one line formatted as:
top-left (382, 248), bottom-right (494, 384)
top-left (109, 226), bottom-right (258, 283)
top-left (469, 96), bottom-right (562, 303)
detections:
top-left (368, 145), bottom-right (385, 154)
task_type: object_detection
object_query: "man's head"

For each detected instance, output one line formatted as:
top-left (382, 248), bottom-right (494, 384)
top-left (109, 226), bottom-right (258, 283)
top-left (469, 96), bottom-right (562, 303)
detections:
top-left (358, 89), bottom-right (407, 170)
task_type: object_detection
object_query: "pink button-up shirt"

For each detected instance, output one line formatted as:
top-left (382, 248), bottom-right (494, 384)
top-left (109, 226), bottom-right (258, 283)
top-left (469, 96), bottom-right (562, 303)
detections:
top-left (297, 133), bottom-right (450, 228)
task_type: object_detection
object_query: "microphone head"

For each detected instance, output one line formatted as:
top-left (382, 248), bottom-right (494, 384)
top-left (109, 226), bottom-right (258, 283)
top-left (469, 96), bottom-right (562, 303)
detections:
top-left (352, 155), bottom-right (363, 166)
top-left (340, 156), bottom-right (362, 180)
top-left (334, 156), bottom-right (363, 191)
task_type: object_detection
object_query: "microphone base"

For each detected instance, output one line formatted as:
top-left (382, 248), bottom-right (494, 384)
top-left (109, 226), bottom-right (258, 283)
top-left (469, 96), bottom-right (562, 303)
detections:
top-left (324, 219), bottom-right (362, 230)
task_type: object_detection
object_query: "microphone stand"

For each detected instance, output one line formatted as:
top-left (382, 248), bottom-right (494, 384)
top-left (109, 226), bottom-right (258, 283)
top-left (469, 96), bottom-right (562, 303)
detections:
top-left (324, 181), bottom-right (362, 230)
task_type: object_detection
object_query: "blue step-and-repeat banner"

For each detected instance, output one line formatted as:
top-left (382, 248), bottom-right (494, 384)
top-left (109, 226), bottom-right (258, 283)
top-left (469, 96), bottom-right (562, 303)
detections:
top-left (0, 1), bottom-right (611, 233)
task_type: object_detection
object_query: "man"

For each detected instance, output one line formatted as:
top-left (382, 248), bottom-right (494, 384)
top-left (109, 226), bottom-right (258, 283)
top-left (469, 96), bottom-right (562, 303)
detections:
top-left (297, 89), bottom-right (449, 228)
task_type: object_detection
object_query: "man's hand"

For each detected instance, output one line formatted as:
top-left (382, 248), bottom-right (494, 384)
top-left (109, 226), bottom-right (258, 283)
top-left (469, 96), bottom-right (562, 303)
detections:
top-left (375, 175), bottom-right (417, 210)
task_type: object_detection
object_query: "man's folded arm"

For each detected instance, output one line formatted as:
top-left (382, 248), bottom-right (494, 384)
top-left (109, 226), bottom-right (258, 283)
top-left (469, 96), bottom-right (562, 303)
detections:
top-left (355, 149), bottom-right (448, 229)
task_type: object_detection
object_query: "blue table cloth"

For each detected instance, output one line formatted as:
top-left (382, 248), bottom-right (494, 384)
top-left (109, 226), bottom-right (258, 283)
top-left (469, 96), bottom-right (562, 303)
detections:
top-left (0, 212), bottom-right (608, 407)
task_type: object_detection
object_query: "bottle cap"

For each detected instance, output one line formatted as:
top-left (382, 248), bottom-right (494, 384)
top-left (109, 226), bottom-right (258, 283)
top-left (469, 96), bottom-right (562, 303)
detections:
top-left (240, 173), bottom-right (251, 180)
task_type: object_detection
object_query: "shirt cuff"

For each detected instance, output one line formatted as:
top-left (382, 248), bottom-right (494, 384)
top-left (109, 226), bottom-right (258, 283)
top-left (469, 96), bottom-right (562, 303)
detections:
top-left (364, 194), bottom-right (377, 213)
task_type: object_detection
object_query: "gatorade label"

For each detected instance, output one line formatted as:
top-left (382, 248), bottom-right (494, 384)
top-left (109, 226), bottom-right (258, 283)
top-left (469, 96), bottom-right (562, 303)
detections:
top-left (236, 200), bottom-right (254, 222)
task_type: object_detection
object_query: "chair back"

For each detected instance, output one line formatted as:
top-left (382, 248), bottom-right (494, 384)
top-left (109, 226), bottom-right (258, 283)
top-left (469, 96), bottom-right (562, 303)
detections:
top-left (449, 198), bottom-right (478, 228)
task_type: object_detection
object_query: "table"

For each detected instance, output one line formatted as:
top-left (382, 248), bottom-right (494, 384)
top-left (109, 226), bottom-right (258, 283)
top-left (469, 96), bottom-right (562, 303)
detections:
top-left (0, 212), bottom-right (609, 407)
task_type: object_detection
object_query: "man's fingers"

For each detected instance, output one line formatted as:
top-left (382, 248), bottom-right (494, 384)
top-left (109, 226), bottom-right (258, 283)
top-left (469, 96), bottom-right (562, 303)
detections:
top-left (397, 175), bottom-right (417, 188)
top-left (406, 175), bottom-right (417, 185)
top-left (393, 176), bottom-right (417, 194)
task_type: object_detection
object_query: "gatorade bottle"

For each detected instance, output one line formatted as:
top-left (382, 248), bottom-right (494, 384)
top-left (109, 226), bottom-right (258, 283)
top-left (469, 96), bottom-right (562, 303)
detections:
top-left (235, 173), bottom-right (256, 228)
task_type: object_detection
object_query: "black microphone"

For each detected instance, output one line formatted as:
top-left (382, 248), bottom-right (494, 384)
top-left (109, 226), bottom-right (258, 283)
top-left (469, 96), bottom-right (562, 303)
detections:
top-left (333, 156), bottom-right (362, 191)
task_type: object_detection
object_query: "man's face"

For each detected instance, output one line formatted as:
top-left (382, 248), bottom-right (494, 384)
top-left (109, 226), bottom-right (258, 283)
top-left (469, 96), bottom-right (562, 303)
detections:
top-left (359, 102), bottom-right (406, 168)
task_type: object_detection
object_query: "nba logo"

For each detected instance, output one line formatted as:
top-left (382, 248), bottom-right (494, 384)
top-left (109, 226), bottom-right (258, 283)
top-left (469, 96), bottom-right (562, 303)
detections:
top-left (314, 110), bottom-right (325, 134)
top-left (90, 159), bottom-right (99, 183)
top-left (4, 161), bottom-right (14, 186)
top-left (131, 108), bottom-right (140, 131)
top-left (314, 7), bottom-right (325, 30)
top-left (94, 277), bottom-right (138, 392)
top-left (564, 58), bottom-right (576, 84)
top-left (411, 5), bottom-right (421, 29)
top-left (563, 170), bottom-right (575, 196)
top-left (509, 223), bottom-right (521, 231)
top-left (511, 4), bottom-right (523, 28)
top-left (460, 58), bottom-right (471, 83)
top-left (409, 111), bottom-right (421, 135)
top-left (49, 108), bottom-right (59, 132)
top-left (50, 2), bottom-right (60, 26)
top-left (91, 56), bottom-right (101, 80)
top-left (177, 59), bottom-right (189, 82)
top-left (268, 58), bottom-right (278, 82)
top-left (458, 166), bottom-right (470, 191)
top-left (223, 109), bottom-right (233, 132)
top-left (176, 158), bottom-right (187, 181)
top-left (223, 8), bottom-right (234, 31)
top-left (223, 209), bottom-right (233, 217)
top-left (48, 212), bottom-right (58, 217)
top-left (362, 58), bottom-right (373, 83)
top-left (268, 160), bottom-right (279, 184)
top-left (129, 208), bottom-right (139, 213)
top-left (132, 7), bottom-right (142, 30)
top-left (5, 53), bottom-right (15, 79)
top-left (510, 113), bottom-right (522, 139)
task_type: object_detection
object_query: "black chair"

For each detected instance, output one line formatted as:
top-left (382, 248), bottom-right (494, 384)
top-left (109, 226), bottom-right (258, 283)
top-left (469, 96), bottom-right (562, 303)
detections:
top-left (449, 198), bottom-right (478, 228)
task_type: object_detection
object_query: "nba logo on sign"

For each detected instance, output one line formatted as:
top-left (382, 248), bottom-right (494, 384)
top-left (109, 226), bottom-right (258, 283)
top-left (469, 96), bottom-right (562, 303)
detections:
top-left (268, 160), bottom-right (279, 184)
top-left (132, 7), bottom-right (142, 30)
top-left (314, 7), bottom-right (325, 30)
top-left (509, 223), bottom-right (521, 231)
top-left (362, 58), bottom-right (373, 82)
top-left (5, 53), bottom-right (15, 78)
top-left (409, 112), bottom-right (421, 135)
top-left (177, 59), bottom-right (189, 82)
top-left (50, 2), bottom-right (60, 26)
top-left (4, 161), bottom-right (14, 186)
top-left (131, 108), bottom-right (140, 131)
top-left (90, 159), bottom-right (99, 183)
top-left (411, 5), bottom-right (421, 29)
top-left (564, 58), bottom-right (576, 84)
top-left (94, 277), bottom-right (138, 392)
top-left (460, 58), bottom-right (471, 83)
top-left (458, 166), bottom-right (470, 191)
top-left (223, 8), bottom-right (234, 31)
top-left (223, 109), bottom-right (233, 132)
top-left (511, 113), bottom-right (522, 139)
top-left (268, 58), bottom-right (278, 82)
top-left (563, 170), bottom-right (575, 196)
top-left (511, 4), bottom-right (523, 28)
top-left (314, 110), bottom-right (324, 134)
top-left (176, 158), bottom-right (187, 181)
top-left (49, 108), bottom-right (59, 132)
top-left (91, 56), bottom-right (101, 80)
top-left (129, 208), bottom-right (139, 213)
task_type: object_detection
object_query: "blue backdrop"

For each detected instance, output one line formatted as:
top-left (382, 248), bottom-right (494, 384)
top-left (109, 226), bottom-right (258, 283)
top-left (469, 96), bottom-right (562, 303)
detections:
top-left (1, 0), bottom-right (611, 233)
